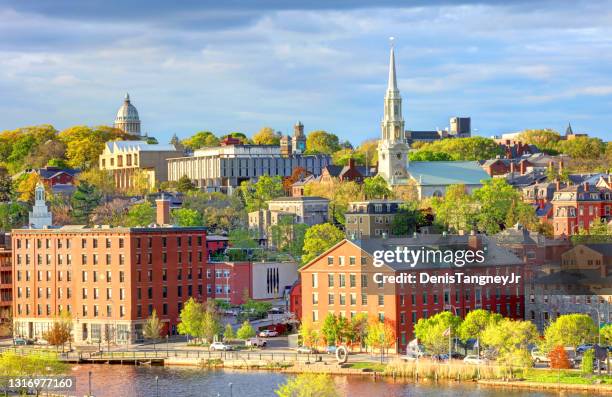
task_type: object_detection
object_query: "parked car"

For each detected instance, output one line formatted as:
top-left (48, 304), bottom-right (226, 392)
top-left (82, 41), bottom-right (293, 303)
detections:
top-left (463, 355), bottom-right (488, 365)
top-left (259, 329), bottom-right (279, 338)
top-left (13, 338), bottom-right (31, 346)
top-left (577, 344), bottom-right (594, 354)
top-left (245, 337), bottom-right (267, 348)
top-left (296, 346), bottom-right (316, 354)
top-left (325, 346), bottom-right (337, 355)
top-left (531, 348), bottom-right (550, 363)
top-left (210, 342), bottom-right (233, 351)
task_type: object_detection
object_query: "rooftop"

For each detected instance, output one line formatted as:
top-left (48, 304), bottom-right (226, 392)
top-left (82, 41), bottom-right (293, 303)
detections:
top-left (104, 141), bottom-right (178, 153)
top-left (408, 161), bottom-right (490, 186)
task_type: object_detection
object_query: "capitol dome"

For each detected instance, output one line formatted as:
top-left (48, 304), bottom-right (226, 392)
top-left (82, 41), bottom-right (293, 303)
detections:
top-left (114, 93), bottom-right (141, 135)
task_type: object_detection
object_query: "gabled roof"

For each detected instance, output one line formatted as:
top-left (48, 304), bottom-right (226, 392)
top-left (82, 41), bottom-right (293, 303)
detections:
top-left (584, 244), bottom-right (612, 257)
top-left (408, 161), bottom-right (490, 186)
top-left (105, 141), bottom-right (178, 153)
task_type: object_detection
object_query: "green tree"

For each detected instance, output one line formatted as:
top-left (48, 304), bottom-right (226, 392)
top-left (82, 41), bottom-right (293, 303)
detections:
top-left (472, 178), bottom-right (524, 234)
top-left (236, 320), bottom-right (256, 340)
top-left (303, 179), bottom-right (364, 225)
top-left (182, 191), bottom-right (245, 233)
top-left (305, 130), bottom-right (341, 155)
top-left (177, 175), bottom-right (196, 193)
top-left (77, 168), bottom-right (117, 197)
top-left (544, 314), bottom-right (597, 351)
top-left (252, 127), bottom-right (280, 145)
top-left (458, 309), bottom-right (502, 344)
top-left (331, 149), bottom-right (366, 166)
top-left (390, 202), bottom-right (425, 236)
top-left (409, 137), bottom-right (503, 161)
top-left (430, 184), bottom-right (477, 232)
top-left (557, 136), bottom-right (605, 159)
top-left (600, 324), bottom-right (612, 346)
top-left (355, 139), bottom-right (378, 167)
top-left (0, 124), bottom-right (58, 173)
top-left (71, 181), bottom-right (102, 223)
top-left (172, 208), bottom-right (204, 226)
top-left (202, 310), bottom-right (222, 344)
top-left (182, 131), bottom-right (219, 150)
top-left (414, 311), bottom-right (461, 355)
top-left (178, 298), bottom-right (205, 343)
top-left (0, 202), bottom-right (28, 231)
top-left (348, 313), bottom-right (369, 350)
top-left (228, 228), bottom-right (258, 249)
top-left (571, 219), bottom-right (612, 243)
top-left (301, 223), bottom-right (344, 265)
top-left (275, 373), bottom-right (338, 397)
top-left (221, 132), bottom-right (250, 144)
top-left (143, 309), bottom-right (163, 350)
top-left (364, 318), bottom-right (395, 355)
top-left (0, 168), bottom-right (12, 201)
top-left (363, 175), bottom-right (392, 199)
top-left (126, 202), bottom-right (156, 227)
top-left (481, 318), bottom-right (538, 372)
top-left (270, 216), bottom-right (308, 258)
top-left (409, 150), bottom-right (453, 161)
top-left (223, 323), bottom-right (235, 341)
top-left (240, 175), bottom-right (285, 212)
top-left (321, 313), bottom-right (340, 346)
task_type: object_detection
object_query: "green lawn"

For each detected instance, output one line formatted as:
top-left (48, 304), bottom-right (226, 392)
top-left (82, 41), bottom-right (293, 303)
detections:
top-left (524, 369), bottom-right (612, 385)
top-left (346, 362), bottom-right (387, 372)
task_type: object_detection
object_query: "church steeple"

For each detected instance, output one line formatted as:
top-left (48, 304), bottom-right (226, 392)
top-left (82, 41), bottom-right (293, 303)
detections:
top-left (387, 43), bottom-right (398, 93)
top-left (377, 38), bottom-right (409, 185)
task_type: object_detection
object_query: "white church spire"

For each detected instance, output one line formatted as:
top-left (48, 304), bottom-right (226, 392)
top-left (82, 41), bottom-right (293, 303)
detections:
top-left (29, 182), bottom-right (52, 229)
top-left (387, 39), bottom-right (398, 93)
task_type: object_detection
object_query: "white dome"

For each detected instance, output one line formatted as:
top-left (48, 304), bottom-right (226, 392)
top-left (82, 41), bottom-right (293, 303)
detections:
top-left (115, 93), bottom-right (140, 123)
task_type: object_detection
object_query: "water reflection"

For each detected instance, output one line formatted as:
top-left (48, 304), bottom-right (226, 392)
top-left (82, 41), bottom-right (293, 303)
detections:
top-left (68, 365), bottom-right (594, 397)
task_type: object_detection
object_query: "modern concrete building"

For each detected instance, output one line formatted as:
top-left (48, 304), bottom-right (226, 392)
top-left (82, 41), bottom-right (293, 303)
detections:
top-left (12, 196), bottom-right (208, 344)
top-left (248, 196), bottom-right (329, 242)
top-left (167, 142), bottom-right (331, 194)
top-left (99, 141), bottom-right (182, 191)
top-left (344, 200), bottom-right (404, 238)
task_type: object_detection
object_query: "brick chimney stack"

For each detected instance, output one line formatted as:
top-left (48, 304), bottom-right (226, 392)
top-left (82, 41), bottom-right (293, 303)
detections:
top-left (348, 158), bottom-right (355, 169)
top-left (584, 182), bottom-right (590, 191)
top-left (520, 161), bottom-right (527, 175)
top-left (468, 231), bottom-right (483, 252)
top-left (156, 194), bottom-right (171, 225)
top-left (510, 162), bottom-right (516, 173)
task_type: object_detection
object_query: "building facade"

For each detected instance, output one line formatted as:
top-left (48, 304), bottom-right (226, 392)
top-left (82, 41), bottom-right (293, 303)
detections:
top-left (99, 141), bottom-right (182, 191)
top-left (0, 234), bottom-right (12, 326)
top-left (344, 200), bottom-right (404, 238)
top-left (551, 182), bottom-right (612, 237)
top-left (167, 144), bottom-right (331, 194)
top-left (12, 197), bottom-right (208, 344)
top-left (299, 235), bottom-right (524, 352)
top-left (248, 197), bottom-right (329, 242)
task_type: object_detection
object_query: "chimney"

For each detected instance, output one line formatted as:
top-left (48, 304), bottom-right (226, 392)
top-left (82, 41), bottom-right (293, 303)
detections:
top-left (510, 162), bottom-right (516, 173)
top-left (348, 158), bottom-right (355, 169)
top-left (559, 161), bottom-right (564, 173)
top-left (555, 179), bottom-right (561, 191)
top-left (468, 233), bottom-right (483, 252)
top-left (156, 194), bottom-right (171, 225)
top-left (520, 161), bottom-right (527, 175)
top-left (584, 182), bottom-right (589, 191)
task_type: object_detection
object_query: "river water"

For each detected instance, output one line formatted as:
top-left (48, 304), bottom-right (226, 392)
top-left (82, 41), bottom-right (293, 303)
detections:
top-left (67, 365), bottom-right (593, 397)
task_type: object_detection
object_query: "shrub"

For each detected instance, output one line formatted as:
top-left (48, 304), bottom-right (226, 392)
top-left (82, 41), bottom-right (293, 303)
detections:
top-left (548, 345), bottom-right (571, 369)
top-left (581, 349), bottom-right (595, 374)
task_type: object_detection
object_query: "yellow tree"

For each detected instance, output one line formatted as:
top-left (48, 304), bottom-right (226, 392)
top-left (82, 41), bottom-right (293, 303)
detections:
top-left (15, 173), bottom-right (42, 202)
top-left (252, 127), bottom-right (280, 145)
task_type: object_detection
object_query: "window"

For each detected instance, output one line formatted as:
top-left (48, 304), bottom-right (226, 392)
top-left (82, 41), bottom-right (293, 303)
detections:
top-left (361, 293), bottom-right (368, 305)
top-left (312, 293), bottom-right (318, 304)
top-left (361, 274), bottom-right (368, 288)
top-left (339, 294), bottom-right (346, 305)
top-left (378, 294), bottom-right (384, 306)
top-left (349, 274), bottom-right (356, 288)
top-left (327, 256), bottom-right (333, 265)
top-left (350, 293), bottom-right (356, 305)
top-left (328, 293), bottom-right (334, 305)
top-left (311, 273), bottom-right (318, 288)
top-left (349, 256), bottom-right (356, 265)
top-left (119, 238), bottom-right (124, 248)
top-left (339, 274), bottom-right (346, 287)
top-left (328, 274), bottom-right (334, 287)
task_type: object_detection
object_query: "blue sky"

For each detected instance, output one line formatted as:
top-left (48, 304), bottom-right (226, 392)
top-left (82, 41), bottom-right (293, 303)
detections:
top-left (0, 0), bottom-right (611, 144)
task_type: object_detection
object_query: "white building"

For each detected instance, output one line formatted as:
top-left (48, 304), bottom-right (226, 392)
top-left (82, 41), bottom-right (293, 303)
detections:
top-left (167, 143), bottom-right (331, 194)
top-left (29, 183), bottom-right (52, 229)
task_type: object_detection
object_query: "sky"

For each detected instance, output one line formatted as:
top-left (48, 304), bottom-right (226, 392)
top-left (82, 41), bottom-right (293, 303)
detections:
top-left (0, 0), bottom-right (611, 145)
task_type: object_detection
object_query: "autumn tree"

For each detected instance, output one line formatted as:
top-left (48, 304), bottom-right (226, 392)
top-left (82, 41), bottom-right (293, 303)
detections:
top-left (365, 318), bottom-right (396, 356)
top-left (283, 167), bottom-right (309, 194)
top-left (252, 127), bottom-right (280, 145)
top-left (305, 131), bottom-right (341, 155)
top-left (518, 129), bottom-right (561, 154)
top-left (143, 310), bottom-right (164, 350)
top-left (548, 345), bottom-right (571, 369)
top-left (77, 168), bottom-right (117, 198)
top-left (15, 172), bottom-right (42, 202)
top-left (42, 311), bottom-right (72, 352)
top-left (89, 198), bottom-right (131, 226)
top-left (59, 125), bottom-right (134, 169)
top-left (298, 320), bottom-right (319, 348)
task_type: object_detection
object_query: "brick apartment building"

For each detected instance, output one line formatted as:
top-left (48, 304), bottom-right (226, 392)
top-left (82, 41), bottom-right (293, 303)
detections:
top-left (12, 197), bottom-right (207, 344)
top-left (551, 181), bottom-right (612, 237)
top-left (299, 234), bottom-right (524, 352)
top-left (0, 234), bottom-right (12, 325)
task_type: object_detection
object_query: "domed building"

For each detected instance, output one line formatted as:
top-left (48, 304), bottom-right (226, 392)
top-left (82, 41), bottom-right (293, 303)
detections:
top-left (114, 93), bottom-right (141, 135)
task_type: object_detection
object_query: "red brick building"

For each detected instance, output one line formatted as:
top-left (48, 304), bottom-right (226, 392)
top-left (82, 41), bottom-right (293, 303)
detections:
top-left (12, 197), bottom-right (208, 344)
top-left (551, 181), bottom-right (612, 237)
top-left (299, 234), bottom-right (524, 352)
top-left (0, 234), bottom-right (12, 326)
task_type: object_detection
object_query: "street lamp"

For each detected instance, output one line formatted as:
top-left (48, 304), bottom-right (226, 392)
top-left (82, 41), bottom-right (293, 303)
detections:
top-left (229, 382), bottom-right (233, 397)
top-left (88, 371), bottom-right (92, 397)
top-left (155, 375), bottom-right (159, 397)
